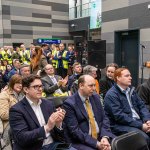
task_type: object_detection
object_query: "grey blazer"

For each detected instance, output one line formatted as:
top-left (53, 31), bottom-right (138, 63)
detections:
top-left (41, 75), bottom-right (68, 97)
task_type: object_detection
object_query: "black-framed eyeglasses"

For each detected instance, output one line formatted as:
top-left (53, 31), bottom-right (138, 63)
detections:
top-left (29, 85), bottom-right (44, 90)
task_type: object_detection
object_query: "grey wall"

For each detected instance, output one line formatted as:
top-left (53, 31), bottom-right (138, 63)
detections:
top-left (0, 0), bottom-right (72, 46)
top-left (101, 0), bottom-right (150, 79)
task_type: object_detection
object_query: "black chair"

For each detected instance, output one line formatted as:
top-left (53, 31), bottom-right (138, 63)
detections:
top-left (111, 131), bottom-right (149, 150)
top-left (45, 96), bottom-right (69, 108)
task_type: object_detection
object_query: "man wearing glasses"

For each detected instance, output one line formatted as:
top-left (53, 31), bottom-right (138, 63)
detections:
top-left (9, 74), bottom-right (75, 150)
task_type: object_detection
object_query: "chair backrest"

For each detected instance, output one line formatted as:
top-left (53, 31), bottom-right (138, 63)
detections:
top-left (111, 131), bottom-right (149, 150)
top-left (45, 96), bottom-right (69, 108)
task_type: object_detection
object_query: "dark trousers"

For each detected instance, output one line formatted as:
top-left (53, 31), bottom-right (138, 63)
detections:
top-left (41, 142), bottom-right (77, 150)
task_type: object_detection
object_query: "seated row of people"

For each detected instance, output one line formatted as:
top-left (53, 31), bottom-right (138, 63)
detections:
top-left (9, 74), bottom-right (112, 150)
top-left (1, 62), bottom-right (150, 149)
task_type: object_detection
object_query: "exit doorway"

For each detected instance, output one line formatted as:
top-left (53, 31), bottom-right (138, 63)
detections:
top-left (114, 29), bottom-right (139, 87)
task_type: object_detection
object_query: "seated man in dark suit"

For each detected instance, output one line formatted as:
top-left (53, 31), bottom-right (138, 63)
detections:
top-left (9, 74), bottom-right (76, 150)
top-left (63, 75), bottom-right (114, 150)
top-left (67, 62), bottom-right (82, 91)
top-left (104, 67), bottom-right (150, 146)
top-left (41, 64), bottom-right (68, 97)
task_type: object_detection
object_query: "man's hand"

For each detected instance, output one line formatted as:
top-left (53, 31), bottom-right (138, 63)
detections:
top-left (45, 112), bottom-right (60, 132)
top-left (146, 120), bottom-right (150, 126)
top-left (55, 108), bottom-right (66, 128)
top-left (142, 123), bottom-right (150, 133)
top-left (58, 80), bottom-right (63, 87)
top-left (97, 137), bottom-right (111, 150)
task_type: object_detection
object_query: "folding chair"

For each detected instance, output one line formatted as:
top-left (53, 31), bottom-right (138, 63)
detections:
top-left (111, 131), bottom-right (149, 150)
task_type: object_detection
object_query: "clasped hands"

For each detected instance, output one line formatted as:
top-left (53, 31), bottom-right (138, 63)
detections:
top-left (97, 137), bottom-right (111, 150)
top-left (142, 120), bottom-right (150, 133)
top-left (45, 108), bottom-right (66, 132)
top-left (58, 76), bottom-right (68, 87)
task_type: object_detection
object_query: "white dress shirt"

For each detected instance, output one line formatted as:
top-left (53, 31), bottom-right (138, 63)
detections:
top-left (26, 97), bottom-right (53, 146)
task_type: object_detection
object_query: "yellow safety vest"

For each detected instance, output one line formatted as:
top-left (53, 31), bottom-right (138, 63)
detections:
top-left (1, 51), bottom-right (12, 64)
top-left (55, 50), bottom-right (68, 69)
top-left (51, 50), bottom-right (57, 68)
top-left (20, 50), bottom-right (30, 65)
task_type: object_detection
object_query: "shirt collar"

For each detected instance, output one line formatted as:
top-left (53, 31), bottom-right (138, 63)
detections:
top-left (26, 96), bottom-right (42, 106)
top-left (48, 75), bottom-right (55, 78)
top-left (117, 84), bottom-right (130, 93)
top-left (78, 91), bottom-right (88, 103)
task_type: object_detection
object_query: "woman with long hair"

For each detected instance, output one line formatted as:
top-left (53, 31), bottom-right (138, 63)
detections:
top-left (30, 46), bottom-right (48, 76)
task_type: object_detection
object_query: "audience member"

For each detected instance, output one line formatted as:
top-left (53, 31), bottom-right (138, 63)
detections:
top-left (100, 63), bottom-right (118, 98)
top-left (9, 74), bottom-right (75, 150)
top-left (104, 68), bottom-right (150, 146)
top-left (137, 78), bottom-right (150, 110)
top-left (3, 64), bottom-right (12, 84)
top-left (0, 74), bottom-right (23, 129)
top-left (68, 62), bottom-right (82, 91)
top-left (20, 44), bottom-right (30, 65)
top-left (71, 65), bottom-right (99, 95)
top-left (41, 64), bottom-right (68, 97)
top-left (54, 43), bottom-right (69, 78)
top-left (11, 47), bottom-right (22, 63)
top-left (63, 75), bottom-right (114, 150)
top-left (20, 64), bottom-right (31, 77)
top-left (83, 65), bottom-right (100, 94)
top-left (30, 46), bottom-right (48, 76)
top-left (8, 59), bottom-right (21, 79)
top-left (67, 45), bottom-right (75, 75)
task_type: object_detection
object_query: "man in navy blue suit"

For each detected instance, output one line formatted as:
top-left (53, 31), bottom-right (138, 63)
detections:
top-left (63, 75), bottom-right (114, 150)
top-left (104, 67), bottom-right (150, 145)
top-left (68, 62), bottom-right (82, 91)
top-left (9, 74), bottom-right (76, 150)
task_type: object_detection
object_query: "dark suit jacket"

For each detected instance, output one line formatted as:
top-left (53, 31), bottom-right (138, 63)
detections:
top-left (63, 92), bottom-right (114, 149)
top-left (9, 97), bottom-right (64, 150)
top-left (41, 75), bottom-right (67, 97)
top-left (68, 74), bottom-right (80, 90)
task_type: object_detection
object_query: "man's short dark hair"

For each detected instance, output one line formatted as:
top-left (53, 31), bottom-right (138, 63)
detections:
top-left (22, 74), bottom-right (41, 88)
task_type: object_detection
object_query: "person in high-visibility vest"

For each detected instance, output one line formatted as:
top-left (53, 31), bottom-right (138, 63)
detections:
top-left (1, 46), bottom-right (12, 65)
top-left (51, 44), bottom-right (58, 68)
top-left (54, 43), bottom-right (69, 78)
top-left (20, 44), bottom-right (30, 65)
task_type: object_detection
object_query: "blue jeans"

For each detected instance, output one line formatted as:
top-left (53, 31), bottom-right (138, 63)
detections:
top-left (41, 142), bottom-right (77, 150)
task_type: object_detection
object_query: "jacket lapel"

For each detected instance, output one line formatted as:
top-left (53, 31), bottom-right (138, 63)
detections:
top-left (76, 93), bottom-right (88, 120)
top-left (22, 98), bottom-right (40, 127)
top-left (40, 101), bottom-right (49, 124)
top-left (45, 75), bottom-right (53, 85)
